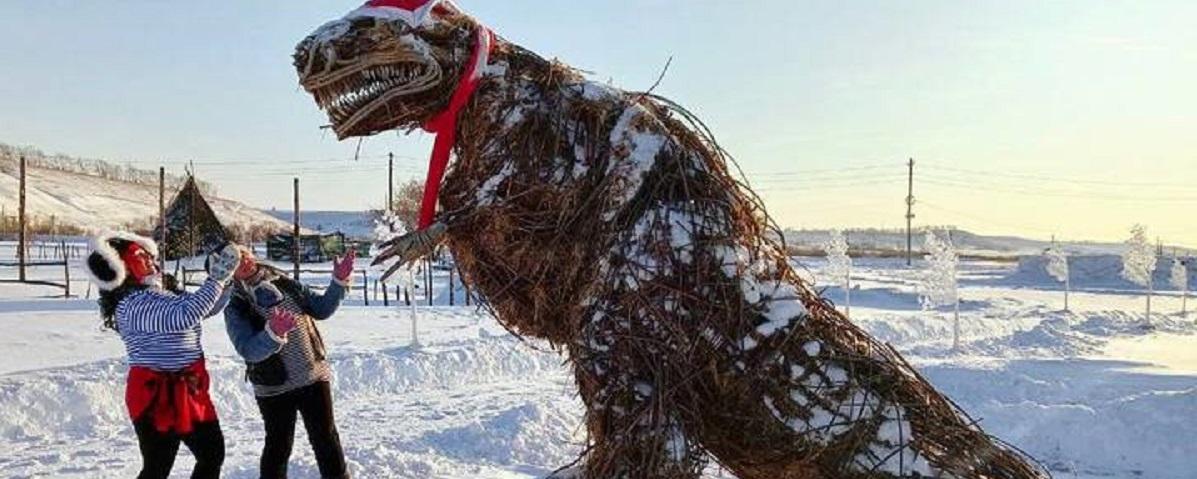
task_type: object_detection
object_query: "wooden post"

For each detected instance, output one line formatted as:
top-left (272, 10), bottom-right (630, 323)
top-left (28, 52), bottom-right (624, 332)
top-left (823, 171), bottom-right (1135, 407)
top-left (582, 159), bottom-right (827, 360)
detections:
top-left (426, 258), bottom-right (433, 306)
top-left (361, 270), bottom-right (369, 306)
top-left (62, 241), bottom-right (71, 298)
top-left (382, 281), bottom-right (390, 307)
top-left (292, 178), bottom-right (300, 280)
top-left (905, 158), bottom-right (915, 267)
top-left (18, 155), bottom-right (27, 282)
top-left (448, 265), bottom-right (455, 306)
top-left (158, 167), bottom-right (166, 271)
top-left (188, 175), bottom-right (196, 260)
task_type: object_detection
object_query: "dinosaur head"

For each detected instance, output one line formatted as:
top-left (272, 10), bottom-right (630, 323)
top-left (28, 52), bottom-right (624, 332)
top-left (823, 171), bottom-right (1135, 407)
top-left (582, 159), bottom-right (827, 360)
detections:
top-left (294, 0), bottom-right (479, 139)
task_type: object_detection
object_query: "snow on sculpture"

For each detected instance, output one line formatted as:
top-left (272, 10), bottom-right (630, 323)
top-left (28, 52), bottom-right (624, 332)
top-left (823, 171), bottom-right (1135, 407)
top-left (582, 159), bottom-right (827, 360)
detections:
top-left (1044, 242), bottom-right (1070, 312)
top-left (822, 229), bottom-right (852, 318)
top-left (1121, 224), bottom-right (1157, 321)
top-left (920, 229), bottom-right (961, 350)
top-left (291, 1), bottom-right (1047, 477)
top-left (1171, 257), bottom-right (1188, 316)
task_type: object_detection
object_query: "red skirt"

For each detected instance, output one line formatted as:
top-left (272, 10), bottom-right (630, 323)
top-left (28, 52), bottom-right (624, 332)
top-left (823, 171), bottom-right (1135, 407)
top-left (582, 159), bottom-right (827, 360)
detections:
top-left (126, 359), bottom-right (218, 435)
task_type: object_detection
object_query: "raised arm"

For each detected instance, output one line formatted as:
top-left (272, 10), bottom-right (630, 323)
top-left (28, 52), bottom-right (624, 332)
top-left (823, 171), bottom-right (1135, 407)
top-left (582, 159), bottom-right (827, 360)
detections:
top-left (123, 243), bottom-right (241, 332)
top-left (307, 247), bottom-right (355, 320)
top-left (121, 278), bottom-right (226, 333)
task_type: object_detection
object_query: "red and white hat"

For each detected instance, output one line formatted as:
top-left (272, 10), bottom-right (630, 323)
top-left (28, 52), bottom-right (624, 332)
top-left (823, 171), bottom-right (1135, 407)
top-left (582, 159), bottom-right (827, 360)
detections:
top-left (346, 0), bottom-right (459, 26)
top-left (84, 231), bottom-right (160, 291)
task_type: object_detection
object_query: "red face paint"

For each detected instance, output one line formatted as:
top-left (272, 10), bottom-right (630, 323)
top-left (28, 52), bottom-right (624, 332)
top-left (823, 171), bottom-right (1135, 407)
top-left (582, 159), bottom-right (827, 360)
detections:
top-left (120, 243), bottom-right (158, 283)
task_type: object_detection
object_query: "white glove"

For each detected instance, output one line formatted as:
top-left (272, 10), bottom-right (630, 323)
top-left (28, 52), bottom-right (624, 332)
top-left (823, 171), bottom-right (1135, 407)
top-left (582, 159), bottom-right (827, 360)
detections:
top-left (206, 243), bottom-right (242, 284)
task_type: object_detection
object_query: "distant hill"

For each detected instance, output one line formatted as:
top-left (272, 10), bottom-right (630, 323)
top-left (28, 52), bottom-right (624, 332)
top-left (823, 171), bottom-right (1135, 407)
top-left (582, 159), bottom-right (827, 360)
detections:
top-left (0, 142), bottom-right (290, 236)
top-left (781, 227), bottom-right (1193, 258)
top-left (266, 210), bottom-right (377, 239)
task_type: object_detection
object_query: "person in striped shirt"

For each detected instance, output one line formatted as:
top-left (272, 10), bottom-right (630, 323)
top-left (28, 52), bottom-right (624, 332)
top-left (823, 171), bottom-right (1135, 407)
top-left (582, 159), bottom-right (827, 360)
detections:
top-left (86, 232), bottom-right (241, 479)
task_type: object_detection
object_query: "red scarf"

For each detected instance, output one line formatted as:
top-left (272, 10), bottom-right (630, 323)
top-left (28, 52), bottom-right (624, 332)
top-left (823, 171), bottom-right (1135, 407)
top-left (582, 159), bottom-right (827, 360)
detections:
top-left (126, 359), bottom-right (217, 435)
top-left (416, 26), bottom-right (494, 230)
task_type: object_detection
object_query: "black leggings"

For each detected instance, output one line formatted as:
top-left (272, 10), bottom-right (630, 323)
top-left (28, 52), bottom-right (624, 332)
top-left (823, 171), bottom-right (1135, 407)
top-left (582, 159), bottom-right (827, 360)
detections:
top-left (133, 418), bottom-right (224, 479)
top-left (256, 381), bottom-right (348, 479)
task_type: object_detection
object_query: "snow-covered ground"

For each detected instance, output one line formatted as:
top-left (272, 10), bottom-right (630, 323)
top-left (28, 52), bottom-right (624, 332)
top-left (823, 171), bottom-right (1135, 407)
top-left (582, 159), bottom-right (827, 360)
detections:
top-left (1, 256), bottom-right (1195, 478)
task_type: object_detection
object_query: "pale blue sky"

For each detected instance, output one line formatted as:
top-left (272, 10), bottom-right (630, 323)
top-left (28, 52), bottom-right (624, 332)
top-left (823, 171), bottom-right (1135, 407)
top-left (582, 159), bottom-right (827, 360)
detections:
top-left (2, 1), bottom-right (1194, 243)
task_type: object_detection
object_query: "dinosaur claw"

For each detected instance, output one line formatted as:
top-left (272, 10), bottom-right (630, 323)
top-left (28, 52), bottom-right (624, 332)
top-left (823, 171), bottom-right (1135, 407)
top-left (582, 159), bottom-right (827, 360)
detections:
top-left (372, 221), bottom-right (448, 280)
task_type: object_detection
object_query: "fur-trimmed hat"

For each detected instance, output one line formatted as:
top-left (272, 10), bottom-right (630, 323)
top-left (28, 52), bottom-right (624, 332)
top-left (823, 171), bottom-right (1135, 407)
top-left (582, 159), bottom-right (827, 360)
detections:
top-left (84, 231), bottom-right (160, 291)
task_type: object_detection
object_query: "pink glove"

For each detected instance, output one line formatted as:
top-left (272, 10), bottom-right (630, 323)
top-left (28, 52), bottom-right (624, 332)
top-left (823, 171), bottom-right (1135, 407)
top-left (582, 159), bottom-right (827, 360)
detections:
top-left (268, 309), bottom-right (297, 338)
top-left (333, 247), bottom-right (357, 282)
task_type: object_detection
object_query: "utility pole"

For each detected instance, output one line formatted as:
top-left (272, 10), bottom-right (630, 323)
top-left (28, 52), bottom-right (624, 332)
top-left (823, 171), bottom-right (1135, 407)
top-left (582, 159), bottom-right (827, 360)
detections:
top-left (18, 155), bottom-right (27, 282)
top-left (293, 178), bottom-right (301, 280)
top-left (905, 158), bottom-right (915, 267)
top-left (388, 152), bottom-right (394, 212)
top-left (158, 167), bottom-right (166, 272)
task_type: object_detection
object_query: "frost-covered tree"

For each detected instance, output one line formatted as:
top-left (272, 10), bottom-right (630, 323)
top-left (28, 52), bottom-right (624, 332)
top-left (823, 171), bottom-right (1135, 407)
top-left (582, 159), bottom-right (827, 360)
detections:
top-left (1044, 242), bottom-right (1070, 312)
top-left (920, 229), bottom-right (960, 350)
top-left (373, 210), bottom-right (422, 347)
top-left (822, 229), bottom-right (852, 318)
top-left (1171, 257), bottom-right (1189, 316)
top-left (1121, 224), bottom-right (1157, 321)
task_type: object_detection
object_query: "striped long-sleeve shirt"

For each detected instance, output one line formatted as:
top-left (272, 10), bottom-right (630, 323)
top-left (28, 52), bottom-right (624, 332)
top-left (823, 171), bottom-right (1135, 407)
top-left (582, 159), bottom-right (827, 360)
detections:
top-left (117, 279), bottom-right (229, 371)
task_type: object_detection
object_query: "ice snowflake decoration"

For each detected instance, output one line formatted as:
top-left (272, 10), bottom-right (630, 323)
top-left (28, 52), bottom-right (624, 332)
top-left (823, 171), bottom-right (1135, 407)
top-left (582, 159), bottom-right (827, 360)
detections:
top-left (921, 229), bottom-right (961, 349)
top-left (822, 230), bottom-right (852, 318)
top-left (372, 210), bottom-right (417, 287)
top-left (1045, 245), bottom-right (1068, 283)
top-left (1171, 257), bottom-right (1189, 316)
top-left (1121, 225), bottom-right (1156, 287)
top-left (1170, 257), bottom-right (1188, 292)
top-left (1045, 242), bottom-right (1070, 311)
top-left (373, 210), bottom-right (406, 244)
top-left (919, 230), bottom-right (958, 310)
top-left (1121, 224), bottom-right (1157, 320)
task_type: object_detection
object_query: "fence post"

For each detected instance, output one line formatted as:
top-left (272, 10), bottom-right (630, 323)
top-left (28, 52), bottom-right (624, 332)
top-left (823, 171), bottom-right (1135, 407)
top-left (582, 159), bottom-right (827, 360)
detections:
top-left (158, 167), bottom-right (166, 272)
top-left (62, 241), bottom-right (71, 298)
top-left (18, 155), bottom-right (27, 282)
top-left (361, 270), bottom-right (369, 306)
top-left (449, 266), bottom-right (455, 306)
top-left (292, 178), bottom-right (301, 281)
top-left (382, 281), bottom-right (389, 307)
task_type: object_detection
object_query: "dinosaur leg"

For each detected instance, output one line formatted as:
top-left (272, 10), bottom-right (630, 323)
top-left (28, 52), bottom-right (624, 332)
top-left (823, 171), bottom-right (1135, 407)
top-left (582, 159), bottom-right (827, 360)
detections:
top-left (565, 319), bottom-right (707, 479)
top-left (695, 292), bottom-right (1046, 479)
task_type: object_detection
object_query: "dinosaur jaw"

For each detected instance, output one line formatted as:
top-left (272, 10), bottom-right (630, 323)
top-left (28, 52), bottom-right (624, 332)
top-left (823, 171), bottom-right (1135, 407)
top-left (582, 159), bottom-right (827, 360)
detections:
top-left (302, 60), bottom-right (443, 139)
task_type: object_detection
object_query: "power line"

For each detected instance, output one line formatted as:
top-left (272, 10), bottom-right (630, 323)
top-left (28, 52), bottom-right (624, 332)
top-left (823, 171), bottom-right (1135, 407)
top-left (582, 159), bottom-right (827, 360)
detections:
top-left (921, 162), bottom-right (1195, 189)
top-left (754, 177), bottom-right (904, 192)
top-left (919, 176), bottom-right (1197, 202)
top-left (743, 162), bottom-right (896, 178)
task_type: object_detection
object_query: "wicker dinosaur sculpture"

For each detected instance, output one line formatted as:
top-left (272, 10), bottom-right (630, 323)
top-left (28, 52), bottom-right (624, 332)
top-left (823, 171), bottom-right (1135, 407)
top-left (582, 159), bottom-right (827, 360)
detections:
top-left (293, 2), bottom-right (1049, 478)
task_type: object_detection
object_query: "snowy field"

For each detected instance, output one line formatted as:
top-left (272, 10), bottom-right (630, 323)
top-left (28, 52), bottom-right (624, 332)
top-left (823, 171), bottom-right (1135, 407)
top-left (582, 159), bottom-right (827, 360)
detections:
top-left (1, 254), bottom-right (1195, 478)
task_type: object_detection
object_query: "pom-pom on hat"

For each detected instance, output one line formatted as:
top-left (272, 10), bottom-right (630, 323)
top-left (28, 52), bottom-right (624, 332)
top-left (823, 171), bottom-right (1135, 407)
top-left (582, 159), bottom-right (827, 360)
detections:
top-left (84, 231), bottom-right (159, 291)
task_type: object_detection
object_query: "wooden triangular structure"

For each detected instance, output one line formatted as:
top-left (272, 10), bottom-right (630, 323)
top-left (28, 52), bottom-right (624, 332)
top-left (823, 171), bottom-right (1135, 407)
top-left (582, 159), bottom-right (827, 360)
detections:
top-left (153, 176), bottom-right (230, 260)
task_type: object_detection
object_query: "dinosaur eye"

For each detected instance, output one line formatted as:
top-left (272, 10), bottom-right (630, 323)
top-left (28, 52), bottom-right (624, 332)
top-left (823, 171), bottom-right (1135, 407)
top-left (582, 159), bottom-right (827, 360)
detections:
top-left (386, 20), bottom-right (414, 36)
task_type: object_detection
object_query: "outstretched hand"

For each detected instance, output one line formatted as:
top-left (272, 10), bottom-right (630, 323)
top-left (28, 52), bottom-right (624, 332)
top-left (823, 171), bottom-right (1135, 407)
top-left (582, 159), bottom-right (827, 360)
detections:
top-left (333, 247), bottom-right (356, 282)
